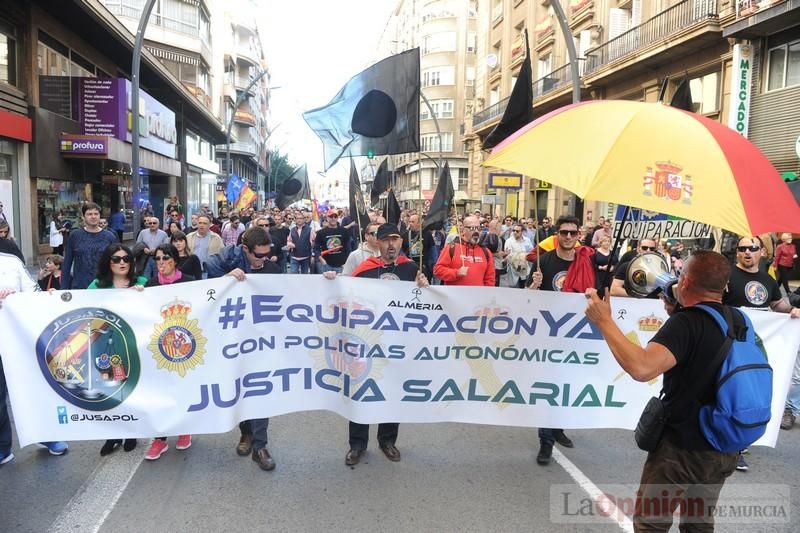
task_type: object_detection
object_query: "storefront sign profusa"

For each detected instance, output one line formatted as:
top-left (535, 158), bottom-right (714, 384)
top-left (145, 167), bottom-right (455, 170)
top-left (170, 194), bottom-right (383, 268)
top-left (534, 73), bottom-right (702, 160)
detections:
top-left (59, 134), bottom-right (108, 156)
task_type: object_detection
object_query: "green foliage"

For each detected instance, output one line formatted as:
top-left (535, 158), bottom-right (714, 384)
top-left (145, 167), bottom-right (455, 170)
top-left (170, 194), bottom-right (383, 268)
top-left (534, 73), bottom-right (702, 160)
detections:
top-left (269, 150), bottom-right (299, 193)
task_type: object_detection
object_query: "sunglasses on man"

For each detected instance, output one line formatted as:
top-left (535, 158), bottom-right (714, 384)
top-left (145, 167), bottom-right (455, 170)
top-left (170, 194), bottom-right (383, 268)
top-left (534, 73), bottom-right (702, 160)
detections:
top-left (737, 245), bottom-right (761, 253)
top-left (558, 229), bottom-right (579, 237)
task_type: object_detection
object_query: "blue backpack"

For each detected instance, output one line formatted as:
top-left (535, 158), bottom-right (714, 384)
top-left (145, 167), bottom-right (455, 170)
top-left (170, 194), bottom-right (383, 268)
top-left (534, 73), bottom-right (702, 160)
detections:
top-left (694, 305), bottom-right (773, 452)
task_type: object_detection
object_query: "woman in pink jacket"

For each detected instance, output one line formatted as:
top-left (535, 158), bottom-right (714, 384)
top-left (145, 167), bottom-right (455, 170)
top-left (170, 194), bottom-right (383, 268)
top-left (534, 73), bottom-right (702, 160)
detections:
top-left (773, 232), bottom-right (797, 294)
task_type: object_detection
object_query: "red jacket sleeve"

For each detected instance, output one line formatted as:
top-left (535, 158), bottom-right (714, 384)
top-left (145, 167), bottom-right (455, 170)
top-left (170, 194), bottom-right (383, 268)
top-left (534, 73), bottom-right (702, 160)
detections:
top-left (483, 254), bottom-right (496, 286)
top-left (434, 244), bottom-right (460, 282)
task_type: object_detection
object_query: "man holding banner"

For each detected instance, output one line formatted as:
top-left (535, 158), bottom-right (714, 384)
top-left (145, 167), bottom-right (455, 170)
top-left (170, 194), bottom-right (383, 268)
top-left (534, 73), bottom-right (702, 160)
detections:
top-left (331, 223), bottom-right (429, 466)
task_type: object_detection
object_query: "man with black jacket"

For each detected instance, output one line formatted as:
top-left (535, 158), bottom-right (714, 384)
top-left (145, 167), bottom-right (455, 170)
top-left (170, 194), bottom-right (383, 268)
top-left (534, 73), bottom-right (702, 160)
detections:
top-left (402, 214), bottom-right (435, 279)
top-left (585, 250), bottom-right (740, 531)
top-left (205, 227), bottom-right (281, 471)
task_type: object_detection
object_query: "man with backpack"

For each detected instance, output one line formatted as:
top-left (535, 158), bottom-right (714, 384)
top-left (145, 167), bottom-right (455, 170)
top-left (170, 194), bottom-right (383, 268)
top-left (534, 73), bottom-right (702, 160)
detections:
top-left (585, 250), bottom-right (772, 532)
top-left (433, 215), bottom-right (495, 287)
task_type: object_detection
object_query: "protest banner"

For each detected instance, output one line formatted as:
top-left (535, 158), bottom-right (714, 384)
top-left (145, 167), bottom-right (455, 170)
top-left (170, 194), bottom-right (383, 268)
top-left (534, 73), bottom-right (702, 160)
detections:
top-left (1, 276), bottom-right (797, 447)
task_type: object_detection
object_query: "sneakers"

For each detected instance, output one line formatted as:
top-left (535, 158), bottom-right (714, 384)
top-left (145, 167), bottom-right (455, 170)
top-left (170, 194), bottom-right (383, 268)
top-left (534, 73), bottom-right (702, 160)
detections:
top-left (0, 450), bottom-right (14, 465)
top-left (237, 434), bottom-right (253, 456)
top-left (781, 408), bottom-right (796, 430)
top-left (38, 441), bottom-right (68, 456)
top-left (175, 435), bottom-right (192, 450)
top-left (145, 439), bottom-right (169, 460)
top-left (537, 442), bottom-right (553, 466)
top-left (736, 454), bottom-right (749, 472)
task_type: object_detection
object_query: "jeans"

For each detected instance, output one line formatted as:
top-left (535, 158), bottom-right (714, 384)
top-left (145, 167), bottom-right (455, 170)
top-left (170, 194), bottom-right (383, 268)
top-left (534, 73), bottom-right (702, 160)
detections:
top-left (0, 357), bottom-right (11, 454)
top-left (633, 438), bottom-right (737, 532)
top-left (319, 264), bottom-right (343, 274)
top-left (349, 422), bottom-right (398, 450)
top-left (538, 427), bottom-right (563, 446)
top-left (276, 252), bottom-right (288, 273)
top-left (240, 419), bottom-right (270, 450)
top-left (786, 349), bottom-right (800, 416)
top-left (290, 257), bottom-right (310, 274)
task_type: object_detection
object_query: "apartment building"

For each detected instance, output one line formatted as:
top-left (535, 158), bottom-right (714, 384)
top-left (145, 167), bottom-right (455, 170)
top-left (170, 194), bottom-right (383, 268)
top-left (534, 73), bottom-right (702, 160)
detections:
top-left (467, 0), bottom-right (800, 223)
top-left (376, 0), bottom-right (478, 210)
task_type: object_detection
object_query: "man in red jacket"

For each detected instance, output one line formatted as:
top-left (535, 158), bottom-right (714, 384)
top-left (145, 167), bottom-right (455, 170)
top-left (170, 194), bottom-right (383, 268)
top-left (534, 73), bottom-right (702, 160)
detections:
top-left (434, 215), bottom-right (495, 286)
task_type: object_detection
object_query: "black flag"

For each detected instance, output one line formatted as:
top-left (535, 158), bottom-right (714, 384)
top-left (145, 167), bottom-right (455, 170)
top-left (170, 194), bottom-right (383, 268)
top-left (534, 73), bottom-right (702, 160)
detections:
top-left (348, 159), bottom-right (370, 234)
top-left (371, 158), bottom-right (392, 206)
top-left (670, 76), bottom-right (694, 112)
top-left (303, 49), bottom-right (421, 171)
top-left (422, 162), bottom-right (454, 233)
top-left (482, 30), bottom-right (534, 150)
top-left (275, 165), bottom-right (309, 210)
top-left (384, 188), bottom-right (401, 225)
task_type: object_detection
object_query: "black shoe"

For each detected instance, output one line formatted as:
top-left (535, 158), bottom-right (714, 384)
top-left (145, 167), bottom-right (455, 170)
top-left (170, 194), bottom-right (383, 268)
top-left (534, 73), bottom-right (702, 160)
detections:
top-left (123, 439), bottom-right (137, 452)
top-left (537, 442), bottom-right (553, 465)
top-left (100, 439), bottom-right (121, 456)
top-left (379, 443), bottom-right (401, 462)
top-left (554, 430), bottom-right (574, 448)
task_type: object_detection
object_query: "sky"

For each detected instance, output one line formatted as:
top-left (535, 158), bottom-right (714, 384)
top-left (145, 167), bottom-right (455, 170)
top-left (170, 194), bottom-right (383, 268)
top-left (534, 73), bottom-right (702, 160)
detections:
top-left (259, 0), bottom-right (397, 200)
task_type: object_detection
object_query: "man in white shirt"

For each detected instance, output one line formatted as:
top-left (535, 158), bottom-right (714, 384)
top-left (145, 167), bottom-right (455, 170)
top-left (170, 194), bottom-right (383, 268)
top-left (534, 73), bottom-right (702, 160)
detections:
top-left (136, 217), bottom-right (168, 254)
top-left (504, 223), bottom-right (533, 288)
top-left (342, 222), bottom-right (381, 275)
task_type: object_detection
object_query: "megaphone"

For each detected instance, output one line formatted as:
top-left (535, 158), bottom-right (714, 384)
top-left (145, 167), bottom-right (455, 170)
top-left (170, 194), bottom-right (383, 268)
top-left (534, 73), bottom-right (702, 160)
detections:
top-left (625, 252), bottom-right (669, 298)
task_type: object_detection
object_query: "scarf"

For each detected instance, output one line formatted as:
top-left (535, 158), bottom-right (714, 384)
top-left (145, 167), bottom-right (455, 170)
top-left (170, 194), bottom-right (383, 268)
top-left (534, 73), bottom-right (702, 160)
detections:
top-left (157, 269), bottom-right (183, 285)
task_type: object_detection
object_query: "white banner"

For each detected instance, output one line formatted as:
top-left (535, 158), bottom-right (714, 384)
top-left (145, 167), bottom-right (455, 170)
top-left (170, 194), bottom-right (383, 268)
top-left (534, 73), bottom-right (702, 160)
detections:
top-left (1, 276), bottom-right (797, 448)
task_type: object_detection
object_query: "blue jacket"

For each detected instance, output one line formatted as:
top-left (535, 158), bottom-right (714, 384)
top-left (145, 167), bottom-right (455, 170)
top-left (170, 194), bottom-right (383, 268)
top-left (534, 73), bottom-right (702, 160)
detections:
top-left (205, 245), bottom-right (281, 278)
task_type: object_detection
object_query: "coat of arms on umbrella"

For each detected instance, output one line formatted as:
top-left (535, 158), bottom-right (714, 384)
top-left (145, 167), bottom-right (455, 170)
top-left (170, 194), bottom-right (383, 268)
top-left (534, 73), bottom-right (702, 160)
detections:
top-left (643, 162), bottom-right (693, 204)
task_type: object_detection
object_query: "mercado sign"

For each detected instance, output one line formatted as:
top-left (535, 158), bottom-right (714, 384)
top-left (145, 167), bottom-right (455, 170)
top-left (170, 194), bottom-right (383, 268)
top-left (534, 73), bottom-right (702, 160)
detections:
top-left (77, 78), bottom-right (177, 158)
top-left (613, 206), bottom-right (712, 240)
top-left (728, 44), bottom-right (752, 137)
top-left (1, 277), bottom-right (796, 448)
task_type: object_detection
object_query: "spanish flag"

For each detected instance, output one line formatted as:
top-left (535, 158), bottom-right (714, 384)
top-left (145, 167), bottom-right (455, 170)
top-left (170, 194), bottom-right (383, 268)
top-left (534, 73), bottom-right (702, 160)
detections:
top-left (235, 183), bottom-right (257, 210)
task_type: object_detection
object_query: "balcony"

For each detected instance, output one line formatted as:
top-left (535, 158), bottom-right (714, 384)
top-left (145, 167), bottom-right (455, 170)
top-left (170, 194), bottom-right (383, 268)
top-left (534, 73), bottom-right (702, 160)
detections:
top-left (234, 76), bottom-right (257, 96)
top-left (472, 97), bottom-right (510, 129)
top-left (223, 141), bottom-right (258, 157)
top-left (725, 0), bottom-right (800, 38)
top-left (533, 60), bottom-right (585, 98)
top-left (103, 1), bottom-right (199, 38)
top-left (237, 42), bottom-right (260, 66)
top-left (233, 110), bottom-right (256, 127)
top-left (585, 0), bottom-right (720, 76)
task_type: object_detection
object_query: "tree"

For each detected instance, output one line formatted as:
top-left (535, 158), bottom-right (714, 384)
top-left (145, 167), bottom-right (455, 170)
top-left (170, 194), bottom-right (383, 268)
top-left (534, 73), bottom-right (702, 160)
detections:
top-left (268, 149), bottom-right (299, 199)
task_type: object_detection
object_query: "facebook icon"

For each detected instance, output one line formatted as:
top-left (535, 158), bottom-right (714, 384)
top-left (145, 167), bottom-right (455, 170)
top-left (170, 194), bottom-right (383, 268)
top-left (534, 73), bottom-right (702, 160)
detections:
top-left (57, 406), bottom-right (68, 424)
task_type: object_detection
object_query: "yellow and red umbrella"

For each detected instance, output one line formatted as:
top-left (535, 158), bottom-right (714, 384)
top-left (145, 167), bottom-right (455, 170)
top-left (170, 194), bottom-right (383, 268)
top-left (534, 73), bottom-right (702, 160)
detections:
top-left (483, 100), bottom-right (800, 236)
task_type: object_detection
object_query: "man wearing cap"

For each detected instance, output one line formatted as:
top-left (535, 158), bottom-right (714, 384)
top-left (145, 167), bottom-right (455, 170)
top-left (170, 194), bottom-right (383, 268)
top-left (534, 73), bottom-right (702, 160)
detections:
top-left (324, 223), bottom-right (429, 466)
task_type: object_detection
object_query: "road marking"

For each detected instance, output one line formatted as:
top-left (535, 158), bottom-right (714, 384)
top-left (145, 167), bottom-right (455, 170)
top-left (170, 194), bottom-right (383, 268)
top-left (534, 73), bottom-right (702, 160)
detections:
top-left (47, 446), bottom-right (145, 533)
top-left (553, 447), bottom-right (635, 533)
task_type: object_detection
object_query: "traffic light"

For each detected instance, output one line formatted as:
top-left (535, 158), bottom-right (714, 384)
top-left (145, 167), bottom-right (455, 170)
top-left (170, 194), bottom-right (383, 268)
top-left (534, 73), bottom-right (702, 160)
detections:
top-left (367, 149), bottom-right (374, 159)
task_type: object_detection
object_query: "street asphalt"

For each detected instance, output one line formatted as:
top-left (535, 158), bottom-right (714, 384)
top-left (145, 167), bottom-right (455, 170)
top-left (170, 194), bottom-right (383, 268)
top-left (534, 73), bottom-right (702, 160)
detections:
top-left (2, 408), bottom-right (799, 533)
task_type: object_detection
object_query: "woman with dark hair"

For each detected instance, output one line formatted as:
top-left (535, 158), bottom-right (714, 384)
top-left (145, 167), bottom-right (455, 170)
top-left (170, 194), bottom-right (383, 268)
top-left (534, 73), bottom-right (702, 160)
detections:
top-left (170, 231), bottom-right (202, 280)
top-left (143, 243), bottom-right (195, 460)
top-left (87, 244), bottom-right (146, 455)
top-left (87, 244), bottom-right (148, 290)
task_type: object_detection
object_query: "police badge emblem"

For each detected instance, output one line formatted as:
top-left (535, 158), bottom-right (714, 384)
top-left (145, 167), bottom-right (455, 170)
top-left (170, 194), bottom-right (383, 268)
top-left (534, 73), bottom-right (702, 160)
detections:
top-left (148, 299), bottom-right (207, 377)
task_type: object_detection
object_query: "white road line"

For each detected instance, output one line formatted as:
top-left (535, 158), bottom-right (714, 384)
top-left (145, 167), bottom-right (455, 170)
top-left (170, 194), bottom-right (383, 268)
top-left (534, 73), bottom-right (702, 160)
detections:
top-left (47, 447), bottom-right (145, 533)
top-left (553, 447), bottom-right (635, 533)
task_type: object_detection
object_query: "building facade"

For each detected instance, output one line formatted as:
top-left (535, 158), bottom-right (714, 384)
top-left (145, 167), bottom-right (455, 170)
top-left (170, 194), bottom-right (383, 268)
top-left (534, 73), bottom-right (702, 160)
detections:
top-left (0, 0), bottom-right (227, 261)
top-left (466, 0), bottom-right (800, 224)
top-left (376, 0), bottom-right (478, 210)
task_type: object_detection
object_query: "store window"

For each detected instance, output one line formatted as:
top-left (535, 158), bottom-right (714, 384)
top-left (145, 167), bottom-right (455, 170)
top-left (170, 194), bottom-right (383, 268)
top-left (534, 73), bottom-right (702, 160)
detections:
top-left (688, 71), bottom-right (719, 114)
top-left (767, 40), bottom-right (800, 91)
top-left (36, 179), bottom-right (92, 245)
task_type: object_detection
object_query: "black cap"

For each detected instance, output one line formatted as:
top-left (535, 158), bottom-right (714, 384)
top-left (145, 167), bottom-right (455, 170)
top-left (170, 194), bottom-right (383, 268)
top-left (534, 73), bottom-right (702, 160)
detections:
top-left (375, 223), bottom-right (401, 240)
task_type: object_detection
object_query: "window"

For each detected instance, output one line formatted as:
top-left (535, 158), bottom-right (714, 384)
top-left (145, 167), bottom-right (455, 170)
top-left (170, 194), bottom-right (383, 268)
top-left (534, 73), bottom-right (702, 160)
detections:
top-left (422, 66), bottom-right (455, 86)
top-left (423, 32), bottom-right (457, 54)
top-left (466, 66), bottom-right (476, 86)
top-left (421, 133), bottom-right (453, 152)
top-left (489, 86), bottom-right (500, 105)
top-left (537, 54), bottom-right (551, 78)
top-left (467, 32), bottom-right (477, 54)
top-left (767, 40), bottom-right (800, 91)
top-left (688, 71), bottom-right (719, 114)
top-left (0, 23), bottom-right (17, 86)
top-left (458, 168), bottom-right (468, 191)
top-left (422, 99), bottom-right (454, 120)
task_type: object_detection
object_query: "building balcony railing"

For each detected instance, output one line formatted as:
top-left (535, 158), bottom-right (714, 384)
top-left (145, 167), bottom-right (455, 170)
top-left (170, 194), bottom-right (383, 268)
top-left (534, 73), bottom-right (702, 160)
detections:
top-left (533, 60), bottom-right (585, 98)
top-left (236, 42), bottom-right (260, 65)
top-left (585, 0), bottom-right (719, 75)
top-left (736, 0), bottom-right (788, 18)
top-left (224, 141), bottom-right (258, 157)
top-left (472, 96), bottom-right (510, 129)
top-left (234, 76), bottom-right (257, 95)
top-left (233, 110), bottom-right (256, 126)
top-left (103, 1), bottom-right (200, 38)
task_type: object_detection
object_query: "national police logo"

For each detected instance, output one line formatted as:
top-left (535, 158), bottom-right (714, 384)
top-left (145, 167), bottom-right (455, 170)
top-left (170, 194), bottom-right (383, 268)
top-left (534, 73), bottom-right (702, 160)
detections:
top-left (36, 308), bottom-right (140, 411)
top-left (552, 270), bottom-right (568, 292)
top-left (744, 281), bottom-right (769, 306)
top-left (148, 299), bottom-right (207, 377)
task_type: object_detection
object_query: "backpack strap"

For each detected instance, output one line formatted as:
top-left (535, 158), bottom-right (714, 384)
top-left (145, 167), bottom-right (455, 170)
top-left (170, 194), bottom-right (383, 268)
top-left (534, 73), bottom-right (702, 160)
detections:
top-left (667, 305), bottom-right (736, 414)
